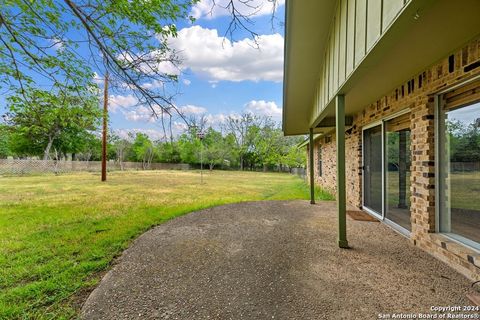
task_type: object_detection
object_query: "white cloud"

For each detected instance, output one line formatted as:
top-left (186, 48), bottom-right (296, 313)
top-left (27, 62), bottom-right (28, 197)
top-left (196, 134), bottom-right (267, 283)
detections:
top-left (244, 100), bottom-right (281, 118)
top-left (50, 37), bottom-right (65, 51)
top-left (109, 94), bottom-right (138, 112)
top-left (115, 128), bottom-right (166, 141)
top-left (204, 112), bottom-right (245, 128)
top-left (183, 79), bottom-right (191, 86)
top-left (123, 106), bottom-right (157, 123)
top-left (141, 79), bottom-right (164, 90)
top-left (173, 121), bottom-right (189, 132)
top-left (110, 94), bottom-right (206, 124)
top-left (117, 50), bottom-right (180, 77)
top-left (153, 60), bottom-right (181, 75)
top-left (165, 26), bottom-right (284, 82)
top-left (205, 113), bottom-right (228, 126)
top-left (191, 0), bottom-right (284, 20)
top-left (93, 72), bottom-right (103, 85)
top-left (179, 104), bottom-right (207, 115)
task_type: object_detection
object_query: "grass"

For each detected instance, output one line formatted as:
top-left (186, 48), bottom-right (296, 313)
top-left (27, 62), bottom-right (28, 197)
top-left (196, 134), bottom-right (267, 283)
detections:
top-left (386, 171), bottom-right (411, 209)
top-left (0, 170), bottom-right (333, 319)
top-left (450, 172), bottom-right (480, 211)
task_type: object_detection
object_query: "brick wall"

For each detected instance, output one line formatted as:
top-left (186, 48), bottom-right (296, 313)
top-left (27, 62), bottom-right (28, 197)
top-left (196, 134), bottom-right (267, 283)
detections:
top-left (307, 36), bottom-right (480, 281)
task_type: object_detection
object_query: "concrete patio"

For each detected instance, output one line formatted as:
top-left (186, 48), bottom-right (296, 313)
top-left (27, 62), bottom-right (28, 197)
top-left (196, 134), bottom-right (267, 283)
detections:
top-left (82, 200), bottom-right (474, 319)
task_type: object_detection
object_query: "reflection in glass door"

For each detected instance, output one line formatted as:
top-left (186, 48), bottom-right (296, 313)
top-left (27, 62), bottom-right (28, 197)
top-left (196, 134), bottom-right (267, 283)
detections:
top-left (385, 113), bottom-right (411, 231)
top-left (363, 125), bottom-right (383, 216)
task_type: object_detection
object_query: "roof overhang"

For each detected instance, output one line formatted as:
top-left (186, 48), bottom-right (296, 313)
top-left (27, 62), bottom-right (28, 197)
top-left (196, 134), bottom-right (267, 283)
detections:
top-left (283, 0), bottom-right (480, 136)
top-left (282, 0), bottom-right (338, 136)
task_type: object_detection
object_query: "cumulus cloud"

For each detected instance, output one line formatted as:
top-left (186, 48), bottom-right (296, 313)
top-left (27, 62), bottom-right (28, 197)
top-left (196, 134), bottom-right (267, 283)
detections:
top-left (205, 113), bottom-right (229, 126)
top-left (115, 128), bottom-right (166, 141)
top-left (173, 121), bottom-right (189, 132)
top-left (123, 106), bottom-right (157, 123)
top-left (109, 94), bottom-right (206, 124)
top-left (164, 26), bottom-right (284, 82)
top-left (183, 79), bottom-right (191, 86)
top-left (191, 0), bottom-right (284, 20)
top-left (244, 100), bottom-right (282, 118)
top-left (141, 79), bottom-right (165, 90)
top-left (109, 94), bottom-right (138, 112)
top-left (179, 104), bottom-right (207, 115)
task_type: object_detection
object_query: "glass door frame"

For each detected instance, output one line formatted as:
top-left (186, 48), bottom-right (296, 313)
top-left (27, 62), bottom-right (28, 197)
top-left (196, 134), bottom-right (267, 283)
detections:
top-left (362, 109), bottom-right (412, 236)
top-left (362, 120), bottom-right (385, 220)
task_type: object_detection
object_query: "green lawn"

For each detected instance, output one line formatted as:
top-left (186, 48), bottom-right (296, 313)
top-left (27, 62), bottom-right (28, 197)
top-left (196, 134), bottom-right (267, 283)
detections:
top-left (0, 170), bottom-right (332, 319)
top-left (450, 172), bottom-right (480, 211)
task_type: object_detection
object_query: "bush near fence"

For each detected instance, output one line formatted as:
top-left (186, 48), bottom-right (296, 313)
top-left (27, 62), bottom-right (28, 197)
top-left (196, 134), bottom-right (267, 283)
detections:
top-left (0, 159), bottom-right (190, 175)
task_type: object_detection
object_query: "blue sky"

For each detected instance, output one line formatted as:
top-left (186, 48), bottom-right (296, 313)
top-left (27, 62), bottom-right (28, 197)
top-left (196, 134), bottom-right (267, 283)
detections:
top-left (0, 0), bottom-right (285, 141)
top-left (108, 0), bottom-right (286, 140)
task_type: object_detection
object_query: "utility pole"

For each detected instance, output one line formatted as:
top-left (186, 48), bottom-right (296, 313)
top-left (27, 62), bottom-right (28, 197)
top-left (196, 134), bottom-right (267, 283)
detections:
top-left (101, 72), bottom-right (109, 182)
top-left (200, 141), bottom-right (204, 184)
top-left (197, 131), bottom-right (205, 184)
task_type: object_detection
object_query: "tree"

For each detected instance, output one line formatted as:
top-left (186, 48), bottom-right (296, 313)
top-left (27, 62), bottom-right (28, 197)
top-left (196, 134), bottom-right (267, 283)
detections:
top-left (1, 0), bottom-right (197, 136)
top-left (130, 133), bottom-right (156, 169)
top-left (157, 141), bottom-right (181, 163)
top-left (202, 127), bottom-right (233, 170)
top-left (249, 119), bottom-right (283, 171)
top-left (447, 118), bottom-right (480, 163)
top-left (111, 136), bottom-right (132, 170)
top-left (281, 136), bottom-right (306, 170)
top-left (6, 87), bottom-right (101, 159)
top-left (0, 124), bottom-right (12, 158)
top-left (224, 113), bottom-right (262, 170)
top-left (177, 131), bottom-right (201, 164)
top-left (74, 132), bottom-right (101, 161)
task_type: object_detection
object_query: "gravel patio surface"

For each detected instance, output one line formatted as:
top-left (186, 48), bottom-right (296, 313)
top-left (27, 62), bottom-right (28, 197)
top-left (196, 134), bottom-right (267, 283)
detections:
top-left (82, 200), bottom-right (473, 319)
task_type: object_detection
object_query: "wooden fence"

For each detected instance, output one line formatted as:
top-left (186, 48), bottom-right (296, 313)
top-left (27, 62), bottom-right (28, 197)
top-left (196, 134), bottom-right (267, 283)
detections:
top-left (0, 159), bottom-right (190, 175)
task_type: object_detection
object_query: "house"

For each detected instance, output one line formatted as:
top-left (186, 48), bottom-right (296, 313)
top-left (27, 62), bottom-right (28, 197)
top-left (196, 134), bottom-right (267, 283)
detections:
top-left (282, 0), bottom-right (480, 281)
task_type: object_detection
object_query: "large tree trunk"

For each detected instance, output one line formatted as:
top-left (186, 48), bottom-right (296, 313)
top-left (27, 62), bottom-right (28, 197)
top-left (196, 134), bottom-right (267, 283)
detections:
top-left (43, 136), bottom-right (54, 160)
top-left (240, 155), bottom-right (244, 171)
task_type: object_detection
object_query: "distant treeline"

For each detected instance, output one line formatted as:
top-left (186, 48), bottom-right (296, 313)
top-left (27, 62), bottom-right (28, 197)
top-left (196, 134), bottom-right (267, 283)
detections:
top-left (0, 111), bottom-right (306, 171)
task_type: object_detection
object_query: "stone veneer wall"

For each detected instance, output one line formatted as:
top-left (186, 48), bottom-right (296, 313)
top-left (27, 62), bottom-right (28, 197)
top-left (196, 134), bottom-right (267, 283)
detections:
top-left (307, 36), bottom-right (480, 281)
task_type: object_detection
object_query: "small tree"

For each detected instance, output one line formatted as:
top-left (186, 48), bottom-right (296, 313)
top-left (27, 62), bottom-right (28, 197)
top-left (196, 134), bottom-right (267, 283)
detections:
top-left (131, 133), bottom-right (156, 169)
top-left (0, 124), bottom-right (12, 158)
top-left (6, 87), bottom-right (101, 160)
top-left (224, 113), bottom-right (261, 170)
top-left (157, 141), bottom-right (181, 163)
top-left (202, 128), bottom-right (232, 170)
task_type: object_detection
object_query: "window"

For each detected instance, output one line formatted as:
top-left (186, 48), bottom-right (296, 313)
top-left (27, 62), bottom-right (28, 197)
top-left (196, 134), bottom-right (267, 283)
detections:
top-left (317, 144), bottom-right (322, 177)
top-left (385, 113), bottom-right (411, 231)
top-left (439, 82), bottom-right (480, 247)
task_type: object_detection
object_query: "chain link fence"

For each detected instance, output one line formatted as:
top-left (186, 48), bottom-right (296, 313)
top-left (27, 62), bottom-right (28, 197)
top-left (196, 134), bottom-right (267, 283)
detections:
top-left (290, 167), bottom-right (306, 180)
top-left (0, 159), bottom-right (190, 175)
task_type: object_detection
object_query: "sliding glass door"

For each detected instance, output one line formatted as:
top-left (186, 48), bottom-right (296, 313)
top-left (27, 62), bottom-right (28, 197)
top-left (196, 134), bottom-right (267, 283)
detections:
top-left (363, 125), bottom-right (383, 216)
top-left (362, 112), bottom-right (412, 232)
